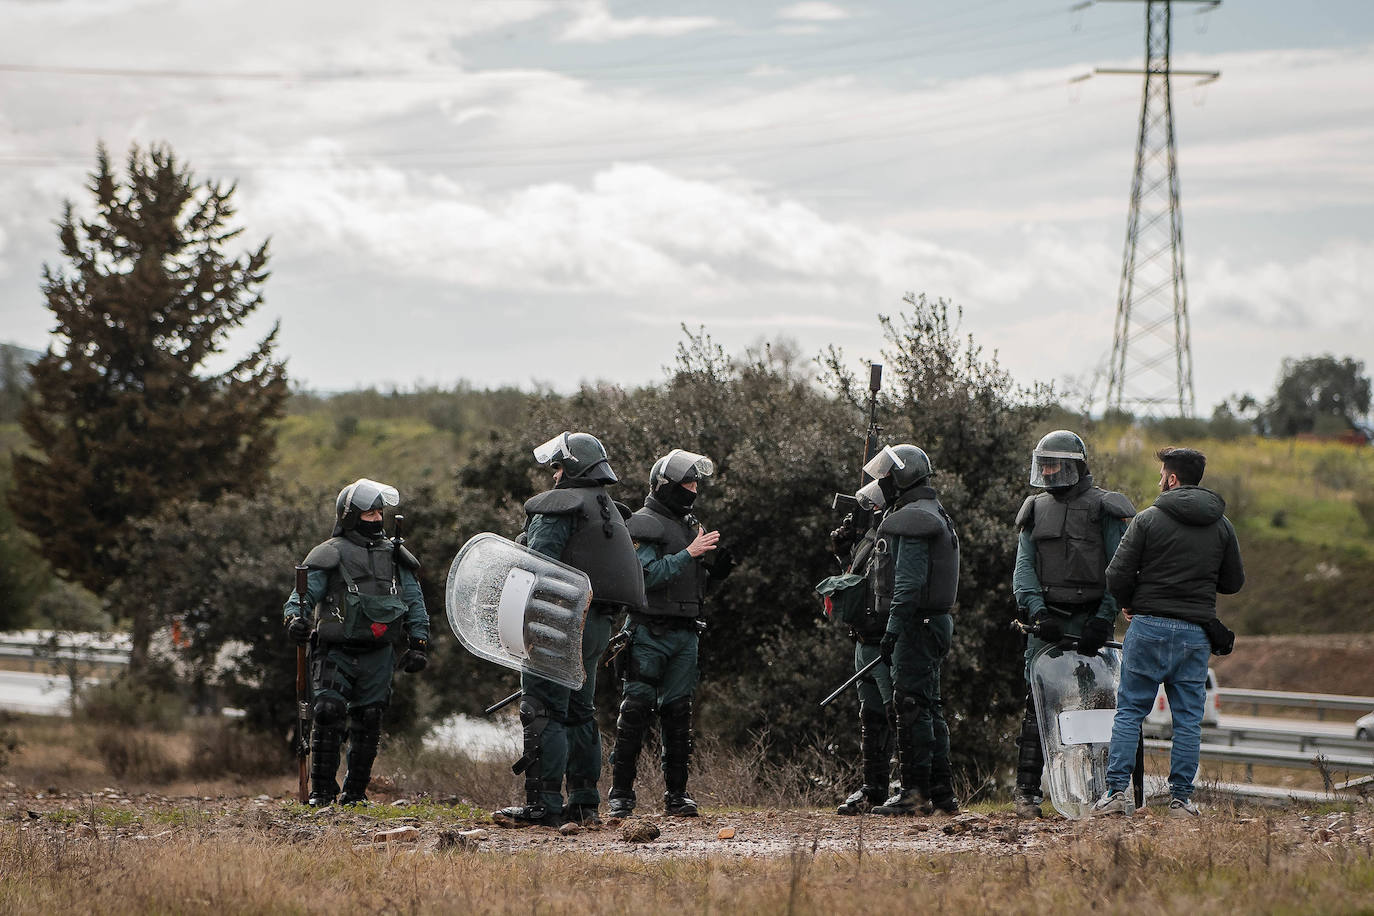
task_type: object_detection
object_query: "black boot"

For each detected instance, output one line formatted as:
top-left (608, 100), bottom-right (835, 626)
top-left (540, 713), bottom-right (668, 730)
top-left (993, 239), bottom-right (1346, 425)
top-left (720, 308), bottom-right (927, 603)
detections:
top-left (660, 696), bottom-right (698, 817)
top-left (874, 691), bottom-right (933, 816)
top-left (493, 696), bottom-right (560, 827)
top-left (339, 704), bottom-right (383, 806)
top-left (1014, 688), bottom-right (1044, 818)
top-left (307, 697), bottom-right (345, 807)
top-left (838, 703), bottom-right (894, 815)
top-left (609, 694), bottom-right (654, 818)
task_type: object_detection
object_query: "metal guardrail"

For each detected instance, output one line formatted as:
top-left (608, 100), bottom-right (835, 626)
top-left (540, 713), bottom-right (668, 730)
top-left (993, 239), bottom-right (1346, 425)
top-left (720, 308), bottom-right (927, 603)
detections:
top-left (1200, 722), bottom-right (1374, 755)
top-left (0, 637), bottom-right (131, 669)
top-left (1144, 738), bottom-right (1374, 775)
top-left (1219, 687), bottom-right (1374, 718)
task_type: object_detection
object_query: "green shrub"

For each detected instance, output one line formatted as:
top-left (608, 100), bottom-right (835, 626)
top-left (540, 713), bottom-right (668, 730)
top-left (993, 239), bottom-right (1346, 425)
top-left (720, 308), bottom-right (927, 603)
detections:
top-left (93, 728), bottom-right (180, 782)
top-left (76, 674), bottom-right (185, 731)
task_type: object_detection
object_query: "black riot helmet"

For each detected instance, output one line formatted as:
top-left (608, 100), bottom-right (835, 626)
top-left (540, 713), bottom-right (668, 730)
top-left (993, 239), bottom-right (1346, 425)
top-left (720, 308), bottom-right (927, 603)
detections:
top-left (333, 477), bottom-right (400, 536)
top-left (648, 448), bottom-right (714, 515)
top-left (533, 431), bottom-right (618, 483)
top-left (1030, 430), bottom-right (1088, 489)
top-left (860, 444), bottom-right (933, 506)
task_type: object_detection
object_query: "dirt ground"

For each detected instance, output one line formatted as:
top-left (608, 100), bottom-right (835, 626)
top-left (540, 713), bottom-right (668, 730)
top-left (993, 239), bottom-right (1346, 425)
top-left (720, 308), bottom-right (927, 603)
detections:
top-left (5, 778), bottom-right (1371, 862)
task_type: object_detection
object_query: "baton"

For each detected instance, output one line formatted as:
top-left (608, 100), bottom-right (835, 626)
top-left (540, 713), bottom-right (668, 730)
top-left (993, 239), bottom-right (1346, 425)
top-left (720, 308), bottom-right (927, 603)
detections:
top-left (485, 689), bottom-right (523, 716)
top-left (819, 654), bottom-right (884, 708)
top-left (294, 564), bottom-right (311, 804)
top-left (1011, 618), bottom-right (1122, 651)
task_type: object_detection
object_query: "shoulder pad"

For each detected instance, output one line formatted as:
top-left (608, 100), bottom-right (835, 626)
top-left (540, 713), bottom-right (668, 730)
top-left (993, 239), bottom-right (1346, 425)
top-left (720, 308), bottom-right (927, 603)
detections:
top-left (1099, 490), bottom-right (1137, 520)
top-left (878, 505), bottom-right (947, 538)
top-left (613, 500), bottom-right (634, 521)
top-left (523, 489), bottom-right (585, 517)
top-left (395, 544), bottom-right (421, 571)
top-left (1015, 495), bottom-right (1038, 529)
top-left (626, 509), bottom-right (668, 543)
top-left (303, 540), bottom-right (342, 570)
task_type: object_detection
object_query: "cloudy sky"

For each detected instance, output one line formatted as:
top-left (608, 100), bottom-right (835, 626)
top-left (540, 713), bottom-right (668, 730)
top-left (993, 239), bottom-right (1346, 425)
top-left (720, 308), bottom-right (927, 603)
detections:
top-left (1, 0), bottom-right (1370, 413)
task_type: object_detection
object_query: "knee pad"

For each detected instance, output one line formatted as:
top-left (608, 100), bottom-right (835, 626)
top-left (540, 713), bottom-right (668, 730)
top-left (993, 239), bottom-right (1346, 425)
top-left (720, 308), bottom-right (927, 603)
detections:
top-left (313, 695), bottom-right (346, 728)
top-left (618, 694), bottom-right (655, 729)
top-left (519, 696), bottom-right (551, 741)
top-left (893, 691), bottom-right (925, 724)
top-left (349, 703), bottom-right (385, 736)
top-left (660, 695), bottom-right (692, 726)
top-left (859, 703), bottom-right (888, 731)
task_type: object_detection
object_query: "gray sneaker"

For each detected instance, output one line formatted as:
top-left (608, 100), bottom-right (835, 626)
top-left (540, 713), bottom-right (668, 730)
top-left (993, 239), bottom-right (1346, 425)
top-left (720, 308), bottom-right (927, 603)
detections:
top-left (1167, 798), bottom-right (1200, 818)
top-left (1089, 790), bottom-right (1135, 817)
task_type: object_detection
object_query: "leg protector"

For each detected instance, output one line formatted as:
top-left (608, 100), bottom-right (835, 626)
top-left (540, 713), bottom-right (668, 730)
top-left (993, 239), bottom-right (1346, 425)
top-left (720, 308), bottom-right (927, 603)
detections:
top-left (610, 693), bottom-right (655, 806)
top-left (860, 703), bottom-right (893, 795)
top-left (341, 703), bottom-right (385, 804)
top-left (514, 695), bottom-right (552, 800)
top-left (309, 695), bottom-right (346, 804)
top-left (892, 691), bottom-right (928, 794)
top-left (1016, 687), bottom-right (1045, 798)
top-left (659, 696), bottom-right (694, 797)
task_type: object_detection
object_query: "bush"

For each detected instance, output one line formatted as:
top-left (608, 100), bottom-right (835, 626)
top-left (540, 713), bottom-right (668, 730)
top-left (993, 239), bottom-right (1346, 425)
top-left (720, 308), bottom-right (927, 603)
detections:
top-left (185, 720), bottom-right (290, 780)
top-left (76, 674), bottom-right (185, 731)
top-left (92, 728), bottom-right (180, 783)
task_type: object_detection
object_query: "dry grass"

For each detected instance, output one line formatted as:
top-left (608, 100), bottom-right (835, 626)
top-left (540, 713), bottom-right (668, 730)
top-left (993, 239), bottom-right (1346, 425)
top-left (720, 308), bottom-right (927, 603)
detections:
top-left (2, 808), bottom-right (1373, 914)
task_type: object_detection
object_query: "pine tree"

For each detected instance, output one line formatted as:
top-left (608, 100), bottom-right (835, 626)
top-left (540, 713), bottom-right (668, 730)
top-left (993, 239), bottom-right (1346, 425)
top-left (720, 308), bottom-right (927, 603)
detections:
top-left (11, 144), bottom-right (287, 665)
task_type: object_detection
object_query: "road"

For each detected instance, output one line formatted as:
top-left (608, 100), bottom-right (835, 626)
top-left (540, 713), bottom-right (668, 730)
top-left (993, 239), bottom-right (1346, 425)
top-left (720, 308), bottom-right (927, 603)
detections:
top-left (0, 669), bottom-right (88, 716)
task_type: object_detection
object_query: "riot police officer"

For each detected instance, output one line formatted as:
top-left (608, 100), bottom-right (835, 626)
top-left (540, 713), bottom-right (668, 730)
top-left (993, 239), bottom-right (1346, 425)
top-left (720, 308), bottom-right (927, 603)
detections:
top-left (609, 449), bottom-right (732, 818)
top-left (493, 432), bottom-right (647, 828)
top-left (858, 445), bottom-right (962, 817)
top-left (283, 478), bottom-right (429, 807)
top-left (824, 490), bottom-right (897, 816)
top-left (1012, 430), bottom-right (1136, 818)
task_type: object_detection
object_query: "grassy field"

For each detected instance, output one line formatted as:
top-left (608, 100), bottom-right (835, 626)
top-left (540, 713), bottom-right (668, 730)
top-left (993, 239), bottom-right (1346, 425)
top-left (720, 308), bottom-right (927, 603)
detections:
top-left (3, 794), bottom-right (1372, 914)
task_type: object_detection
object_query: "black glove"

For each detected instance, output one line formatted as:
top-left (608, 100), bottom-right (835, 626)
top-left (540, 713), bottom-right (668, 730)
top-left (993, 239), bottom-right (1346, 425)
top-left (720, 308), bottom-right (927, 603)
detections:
top-left (285, 615), bottom-right (310, 644)
top-left (1076, 617), bottom-right (1113, 656)
top-left (706, 547), bottom-right (736, 581)
top-left (1202, 617), bottom-right (1235, 656)
top-left (879, 631), bottom-right (897, 666)
top-left (829, 514), bottom-right (858, 555)
top-left (1030, 611), bottom-right (1063, 643)
top-left (402, 637), bottom-right (428, 673)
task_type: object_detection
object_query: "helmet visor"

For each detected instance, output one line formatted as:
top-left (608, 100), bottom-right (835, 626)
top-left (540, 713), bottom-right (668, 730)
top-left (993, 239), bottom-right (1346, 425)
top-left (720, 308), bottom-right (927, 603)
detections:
top-left (855, 479), bottom-right (887, 511)
top-left (1029, 455), bottom-right (1080, 489)
top-left (348, 478), bottom-right (400, 513)
top-left (533, 432), bottom-right (572, 466)
top-left (862, 445), bottom-right (906, 481)
top-left (662, 449), bottom-right (714, 484)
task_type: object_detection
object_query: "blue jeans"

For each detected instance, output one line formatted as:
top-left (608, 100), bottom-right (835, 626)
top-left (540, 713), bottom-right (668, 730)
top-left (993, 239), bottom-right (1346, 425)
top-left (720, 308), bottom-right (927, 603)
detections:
top-left (1106, 615), bottom-right (1210, 800)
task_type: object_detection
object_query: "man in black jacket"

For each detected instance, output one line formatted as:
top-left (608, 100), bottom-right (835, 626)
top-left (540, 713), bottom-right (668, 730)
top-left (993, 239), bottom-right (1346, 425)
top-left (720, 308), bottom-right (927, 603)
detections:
top-left (1091, 447), bottom-right (1244, 818)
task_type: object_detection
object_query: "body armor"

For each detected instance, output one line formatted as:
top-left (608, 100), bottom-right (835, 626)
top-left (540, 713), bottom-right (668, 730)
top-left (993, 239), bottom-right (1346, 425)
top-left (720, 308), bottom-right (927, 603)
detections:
top-left (869, 487), bottom-right (960, 615)
top-left (524, 487), bottom-right (647, 611)
top-left (1016, 481), bottom-right (1134, 605)
top-left (626, 497), bottom-right (706, 618)
top-left (304, 532), bottom-right (415, 645)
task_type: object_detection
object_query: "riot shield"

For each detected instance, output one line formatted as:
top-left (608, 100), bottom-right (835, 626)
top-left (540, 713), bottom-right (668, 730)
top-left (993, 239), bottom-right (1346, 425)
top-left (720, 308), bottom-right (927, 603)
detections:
top-left (1029, 643), bottom-right (1122, 819)
top-left (445, 533), bottom-right (591, 689)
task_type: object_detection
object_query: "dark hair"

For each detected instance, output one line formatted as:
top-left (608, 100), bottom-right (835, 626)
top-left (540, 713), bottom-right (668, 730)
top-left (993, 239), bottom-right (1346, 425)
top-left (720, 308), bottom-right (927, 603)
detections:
top-left (1156, 447), bottom-right (1206, 486)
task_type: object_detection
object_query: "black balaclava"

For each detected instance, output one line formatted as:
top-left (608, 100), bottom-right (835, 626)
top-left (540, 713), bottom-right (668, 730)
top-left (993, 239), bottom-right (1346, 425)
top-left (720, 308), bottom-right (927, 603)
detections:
top-left (654, 482), bottom-right (697, 516)
top-left (355, 518), bottom-right (385, 539)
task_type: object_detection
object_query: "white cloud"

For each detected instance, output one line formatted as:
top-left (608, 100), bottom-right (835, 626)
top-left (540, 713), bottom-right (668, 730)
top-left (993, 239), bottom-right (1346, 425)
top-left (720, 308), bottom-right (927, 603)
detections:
top-left (778, 2), bottom-right (853, 22)
top-left (559, 0), bottom-right (722, 43)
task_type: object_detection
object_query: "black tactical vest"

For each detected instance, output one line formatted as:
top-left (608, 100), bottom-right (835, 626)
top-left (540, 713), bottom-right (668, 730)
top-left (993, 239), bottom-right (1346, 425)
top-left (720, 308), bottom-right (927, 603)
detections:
top-left (1028, 486), bottom-right (1109, 605)
top-left (525, 486), bottom-right (647, 611)
top-left (868, 487), bottom-right (960, 616)
top-left (626, 497), bottom-right (706, 618)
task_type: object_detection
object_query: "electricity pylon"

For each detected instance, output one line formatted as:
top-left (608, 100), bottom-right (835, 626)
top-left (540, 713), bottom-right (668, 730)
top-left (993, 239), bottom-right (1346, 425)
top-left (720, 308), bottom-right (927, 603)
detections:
top-left (1080, 0), bottom-right (1220, 418)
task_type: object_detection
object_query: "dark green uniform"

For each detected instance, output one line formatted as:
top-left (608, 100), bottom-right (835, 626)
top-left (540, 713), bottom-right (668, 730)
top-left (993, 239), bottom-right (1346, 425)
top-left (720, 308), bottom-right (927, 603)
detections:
top-left (516, 484), bottom-right (645, 822)
top-left (608, 495), bottom-right (713, 815)
top-left (871, 485), bottom-right (960, 813)
top-left (283, 529), bottom-right (428, 805)
top-left (1012, 476), bottom-right (1134, 810)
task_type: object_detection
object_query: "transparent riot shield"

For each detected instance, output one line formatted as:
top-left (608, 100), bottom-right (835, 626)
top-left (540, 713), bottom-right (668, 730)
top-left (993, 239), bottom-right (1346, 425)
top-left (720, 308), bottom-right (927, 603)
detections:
top-left (445, 533), bottom-right (591, 690)
top-left (1029, 643), bottom-right (1122, 819)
